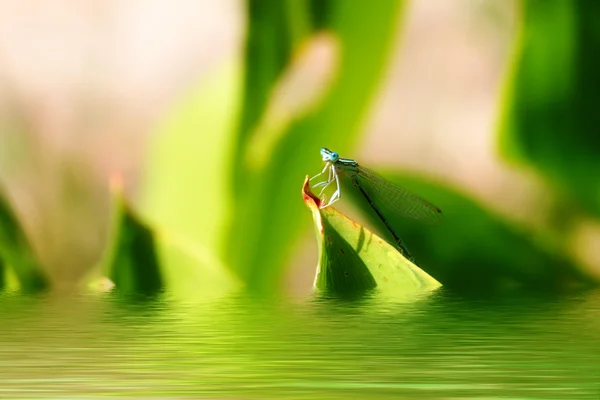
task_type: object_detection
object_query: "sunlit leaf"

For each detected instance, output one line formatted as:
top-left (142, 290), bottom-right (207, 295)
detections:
top-left (303, 177), bottom-right (441, 298)
top-left (138, 61), bottom-right (241, 259)
top-left (0, 187), bottom-right (48, 292)
top-left (156, 231), bottom-right (241, 301)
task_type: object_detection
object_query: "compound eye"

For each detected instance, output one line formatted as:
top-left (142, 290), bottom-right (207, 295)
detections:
top-left (331, 152), bottom-right (339, 161)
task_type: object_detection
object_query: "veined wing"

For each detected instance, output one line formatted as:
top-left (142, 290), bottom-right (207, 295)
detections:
top-left (350, 165), bottom-right (443, 225)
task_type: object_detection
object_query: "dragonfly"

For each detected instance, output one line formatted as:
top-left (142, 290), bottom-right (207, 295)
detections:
top-left (310, 147), bottom-right (442, 261)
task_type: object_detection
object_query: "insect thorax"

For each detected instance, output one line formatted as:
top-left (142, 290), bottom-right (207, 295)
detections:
top-left (336, 158), bottom-right (359, 172)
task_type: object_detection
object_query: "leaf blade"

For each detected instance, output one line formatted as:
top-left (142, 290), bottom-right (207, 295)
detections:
top-left (499, 0), bottom-right (600, 216)
top-left (303, 177), bottom-right (441, 298)
top-left (0, 187), bottom-right (48, 292)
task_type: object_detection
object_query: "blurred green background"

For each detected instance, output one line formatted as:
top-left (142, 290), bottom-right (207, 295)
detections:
top-left (0, 0), bottom-right (599, 296)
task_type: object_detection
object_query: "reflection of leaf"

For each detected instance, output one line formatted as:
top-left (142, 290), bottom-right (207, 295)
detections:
top-left (303, 177), bottom-right (441, 298)
top-left (0, 187), bottom-right (48, 292)
top-left (0, 257), bottom-right (4, 290)
top-left (499, 1), bottom-right (600, 216)
top-left (351, 171), bottom-right (594, 293)
top-left (227, 1), bottom-right (405, 292)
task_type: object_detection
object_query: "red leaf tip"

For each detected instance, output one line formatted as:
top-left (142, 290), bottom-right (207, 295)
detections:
top-left (302, 176), bottom-right (322, 207)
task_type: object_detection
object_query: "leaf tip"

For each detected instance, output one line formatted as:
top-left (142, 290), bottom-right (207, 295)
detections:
top-left (302, 175), bottom-right (322, 208)
top-left (303, 176), bottom-right (325, 236)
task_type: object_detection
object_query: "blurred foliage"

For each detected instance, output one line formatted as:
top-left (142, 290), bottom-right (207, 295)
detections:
top-left (107, 178), bottom-right (240, 297)
top-left (500, 0), bottom-right (600, 217)
top-left (139, 0), bottom-right (404, 294)
top-left (154, 233), bottom-right (241, 301)
top-left (232, 0), bottom-right (334, 191)
top-left (3, 0), bottom-right (599, 297)
top-left (0, 187), bottom-right (48, 292)
top-left (347, 171), bottom-right (594, 294)
top-left (303, 177), bottom-right (440, 297)
top-left (226, 0), bottom-right (404, 292)
top-left (134, 0), bottom-right (600, 296)
top-left (139, 62), bottom-right (240, 261)
top-left (105, 178), bottom-right (162, 294)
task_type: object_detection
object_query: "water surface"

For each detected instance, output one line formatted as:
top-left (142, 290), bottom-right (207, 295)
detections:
top-left (0, 289), bottom-right (599, 399)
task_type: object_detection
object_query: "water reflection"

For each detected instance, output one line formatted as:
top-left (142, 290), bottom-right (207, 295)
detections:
top-left (0, 289), bottom-right (599, 399)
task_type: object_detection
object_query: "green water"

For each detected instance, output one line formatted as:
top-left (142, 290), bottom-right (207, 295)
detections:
top-left (0, 289), bottom-right (599, 399)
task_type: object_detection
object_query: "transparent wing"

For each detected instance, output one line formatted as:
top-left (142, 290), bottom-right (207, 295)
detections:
top-left (348, 165), bottom-right (443, 225)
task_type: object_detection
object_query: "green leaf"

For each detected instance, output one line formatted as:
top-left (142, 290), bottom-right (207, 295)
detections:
top-left (104, 176), bottom-right (240, 298)
top-left (352, 171), bottom-right (594, 293)
top-left (0, 187), bottom-right (48, 292)
top-left (138, 61), bottom-right (241, 259)
top-left (232, 0), bottom-right (311, 192)
top-left (499, 0), bottom-right (600, 216)
top-left (155, 231), bottom-right (241, 301)
top-left (303, 177), bottom-right (441, 298)
top-left (227, 1), bottom-right (405, 292)
top-left (104, 177), bottom-right (162, 294)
